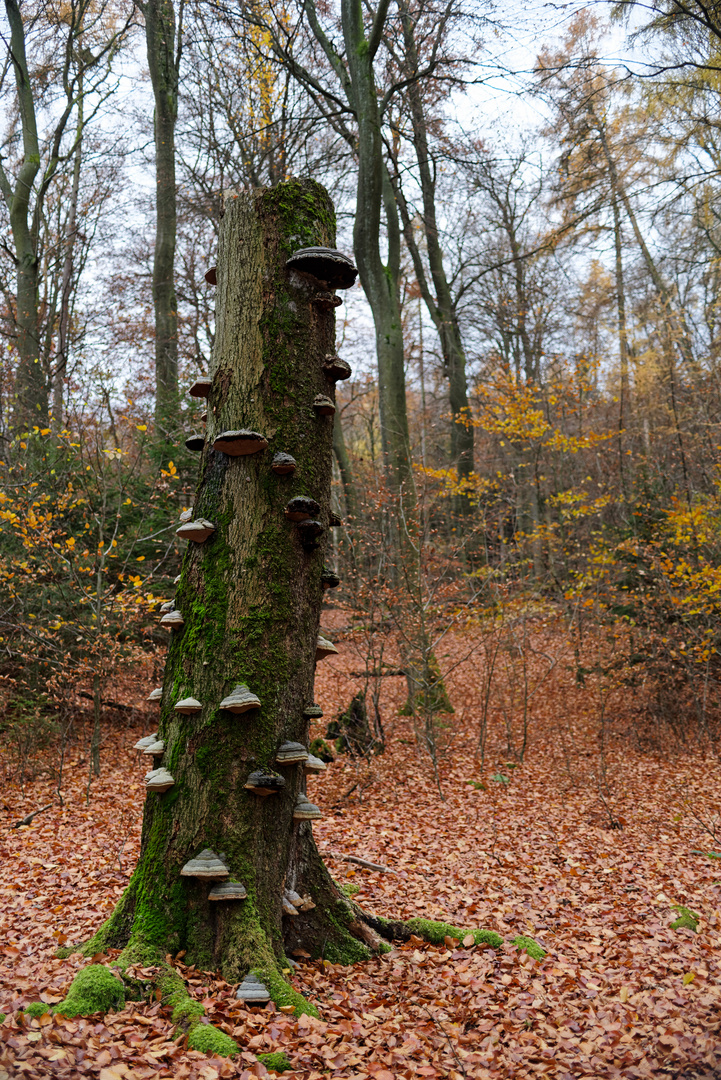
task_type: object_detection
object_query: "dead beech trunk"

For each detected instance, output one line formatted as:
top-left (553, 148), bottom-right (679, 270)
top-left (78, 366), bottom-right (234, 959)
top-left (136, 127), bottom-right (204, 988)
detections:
top-left (84, 180), bottom-right (381, 994)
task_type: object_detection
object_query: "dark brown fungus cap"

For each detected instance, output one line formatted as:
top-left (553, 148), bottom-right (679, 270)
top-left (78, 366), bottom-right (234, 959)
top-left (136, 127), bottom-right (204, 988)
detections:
top-left (271, 452), bottom-right (297, 475)
top-left (205, 266), bottom-right (217, 285)
top-left (285, 496), bottom-right (320, 522)
top-left (313, 394), bottom-right (336, 416)
top-left (185, 434), bottom-right (205, 452)
top-left (323, 355), bottom-right (352, 382)
top-left (213, 430), bottom-right (268, 457)
top-left (285, 247), bottom-right (358, 289)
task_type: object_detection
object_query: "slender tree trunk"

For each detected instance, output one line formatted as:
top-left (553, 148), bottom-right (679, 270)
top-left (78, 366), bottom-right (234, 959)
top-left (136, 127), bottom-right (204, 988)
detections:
top-left (611, 190), bottom-right (630, 498)
top-left (340, 0), bottom-right (413, 504)
top-left (397, 0), bottom-right (473, 497)
top-left (3, 0), bottom-right (46, 431)
top-left (54, 89), bottom-right (83, 431)
top-left (83, 180), bottom-right (381, 991)
top-left (332, 411), bottom-right (359, 523)
top-left (145, 0), bottom-right (180, 438)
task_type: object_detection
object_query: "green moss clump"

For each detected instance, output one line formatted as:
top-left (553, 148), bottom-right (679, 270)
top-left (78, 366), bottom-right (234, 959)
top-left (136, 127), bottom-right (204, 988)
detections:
top-left (405, 919), bottom-right (503, 949)
top-left (341, 882), bottom-right (360, 898)
top-left (258, 1051), bottom-right (292, 1073)
top-left (308, 737), bottom-right (334, 763)
top-left (187, 1022), bottom-right (238, 1056)
top-left (52, 964), bottom-right (125, 1017)
top-left (511, 935), bottom-right (547, 960)
top-left (23, 1002), bottom-right (49, 1018)
top-left (0, 1012), bottom-right (5, 1024)
top-left (670, 905), bottom-right (699, 932)
top-left (171, 998), bottom-right (205, 1024)
top-left (323, 937), bottom-right (372, 965)
top-left (55, 946), bottom-right (77, 959)
top-left (256, 965), bottom-right (319, 1017)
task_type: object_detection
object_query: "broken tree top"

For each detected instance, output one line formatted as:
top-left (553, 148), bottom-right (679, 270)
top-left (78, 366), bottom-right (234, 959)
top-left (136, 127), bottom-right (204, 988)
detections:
top-left (209, 880), bottom-right (247, 901)
top-left (220, 684), bottom-right (261, 713)
top-left (285, 247), bottom-right (358, 289)
top-left (236, 973), bottom-right (271, 1003)
top-left (213, 430), bottom-right (268, 457)
top-left (181, 848), bottom-right (229, 878)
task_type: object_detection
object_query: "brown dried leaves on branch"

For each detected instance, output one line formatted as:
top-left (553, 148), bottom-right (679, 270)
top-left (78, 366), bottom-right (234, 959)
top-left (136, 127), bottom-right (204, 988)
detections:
top-left (0, 629), bottom-right (720, 1079)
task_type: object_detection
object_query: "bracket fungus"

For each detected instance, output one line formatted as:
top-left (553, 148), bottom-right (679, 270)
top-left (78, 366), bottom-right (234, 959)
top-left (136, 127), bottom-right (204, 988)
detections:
top-left (316, 635), bottom-right (338, 661)
top-left (293, 793), bottom-right (322, 821)
top-left (179, 508), bottom-right (193, 523)
top-left (285, 246), bottom-right (358, 289)
top-left (181, 848), bottom-right (229, 879)
top-left (276, 741), bottom-right (309, 765)
top-left (321, 569), bottom-right (340, 591)
top-left (328, 512), bottom-right (342, 527)
top-left (304, 754), bottom-right (327, 775)
top-left (160, 609), bottom-right (184, 629)
top-left (282, 896), bottom-right (298, 916)
top-left (312, 394), bottom-right (336, 416)
top-left (271, 452), bottom-right (297, 475)
top-left (185, 435), bottom-right (205, 452)
top-left (213, 430), bottom-right (268, 457)
top-left (303, 703), bottom-right (323, 719)
top-left (236, 973), bottom-right (271, 1003)
top-left (286, 889), bottom-right (315, 911)
top-left (174, 697), bottom-right (202, 714)
top-left (189, 376), bottom-right (212, 398)
top-left (147, 688), bottom-right (163, 702)
top-left (176, 518), bottom-right (216, 543)
top-left (323, 355), bottom-right (352, 382)
top-left (134, 733), bottom-right (158, 750)
top-left (297, 519), bottom-right (324, 549)
top-left (219, 684), bottom-right (261, 713)
top-left (244, 770), bottom-right (286, 796)
top-left (284, 496), bottom-right (320, 522)
top-left (313, 291), bottom-right (342, 310)
top-left (159, 600), bottom-right (175, 614)
top-left (144, 767), bottom-right (175, 793)
top-left (205, 266), bottom-right (217, 285)
top-left (142, 739), bottom-right (165, 755)
top-left (209, 880), bottom-right (247, 901)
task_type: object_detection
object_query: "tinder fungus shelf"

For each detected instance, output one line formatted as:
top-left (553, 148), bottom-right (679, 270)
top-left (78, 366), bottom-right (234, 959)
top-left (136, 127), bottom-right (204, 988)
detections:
top-left (144, 768), bottom-right (175, 793)
top-left (181, 849), bottom-right (229, 879)
top-left (271, 452), bottom-right (297, 475)
top-left (285, 246), bottom-right (358, 289)
top-left (236, 974), bottom-right (270, 1003)
top-left (285, 496), bottom-right (320, 521)
top-left (213, 430), bottom-right (268, 457)
top-left (219, 685), bottom-right (261, 713)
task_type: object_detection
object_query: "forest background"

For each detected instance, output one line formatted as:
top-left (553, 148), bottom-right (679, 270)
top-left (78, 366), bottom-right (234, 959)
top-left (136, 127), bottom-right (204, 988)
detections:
top-left (1, 0), bottom-right (721, 1075)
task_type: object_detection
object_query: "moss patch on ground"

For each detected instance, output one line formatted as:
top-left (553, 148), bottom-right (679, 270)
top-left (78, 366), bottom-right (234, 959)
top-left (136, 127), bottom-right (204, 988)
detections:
top-left (670, 905), bottom-right (699, 932)
top-left (22, 1003), bottom-right (50, 1018)
top-left (258, 1051), bottom-right (292, 1073)
top-left (404, 918), bottom-right (503, 949)
top-left (511, 935), bottom-right (547, 960)
top-left (52, 964), bottom-right (125, 1017)
top-left (187, 1023), bottom-right (238, 1056)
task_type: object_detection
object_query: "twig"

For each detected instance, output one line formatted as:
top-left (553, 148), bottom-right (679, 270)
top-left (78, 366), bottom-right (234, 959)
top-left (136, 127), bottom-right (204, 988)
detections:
top-left (334, 853), bottom-right (397, 874)
top-left (11, 802), bottom-right (53, 828)
top-left (422, 1007), bottom-right (467, 1078)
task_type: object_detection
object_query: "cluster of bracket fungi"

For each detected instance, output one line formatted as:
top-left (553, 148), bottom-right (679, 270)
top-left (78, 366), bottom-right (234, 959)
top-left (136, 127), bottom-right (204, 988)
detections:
top-left (134, 247), bottom-right (355, 1003)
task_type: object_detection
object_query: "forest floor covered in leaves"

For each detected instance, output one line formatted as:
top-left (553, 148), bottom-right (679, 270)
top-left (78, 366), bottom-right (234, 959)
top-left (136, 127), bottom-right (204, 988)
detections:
top-left (0, 623), bottom-right (720, 1080)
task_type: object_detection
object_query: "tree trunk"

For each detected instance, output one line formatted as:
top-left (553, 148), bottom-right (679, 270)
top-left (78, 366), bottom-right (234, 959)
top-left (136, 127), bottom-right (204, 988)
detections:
top-left (145, 0), bottom-right (180, 438)
top-left (396, 0), bottom-right (473, 500)
top-left (53, 88), bottom-right (83, 432)
top-left (82, 179), bottom-right (382, 999)
top-left (3, 0), bottom-right (46, 431)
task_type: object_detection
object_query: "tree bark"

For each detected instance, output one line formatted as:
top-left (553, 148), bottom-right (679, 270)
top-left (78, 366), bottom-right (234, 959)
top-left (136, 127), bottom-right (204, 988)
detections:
top-left (83, 180), bottom-right (380, 997)
top-left (145, 0), bottom-right (180, 438)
